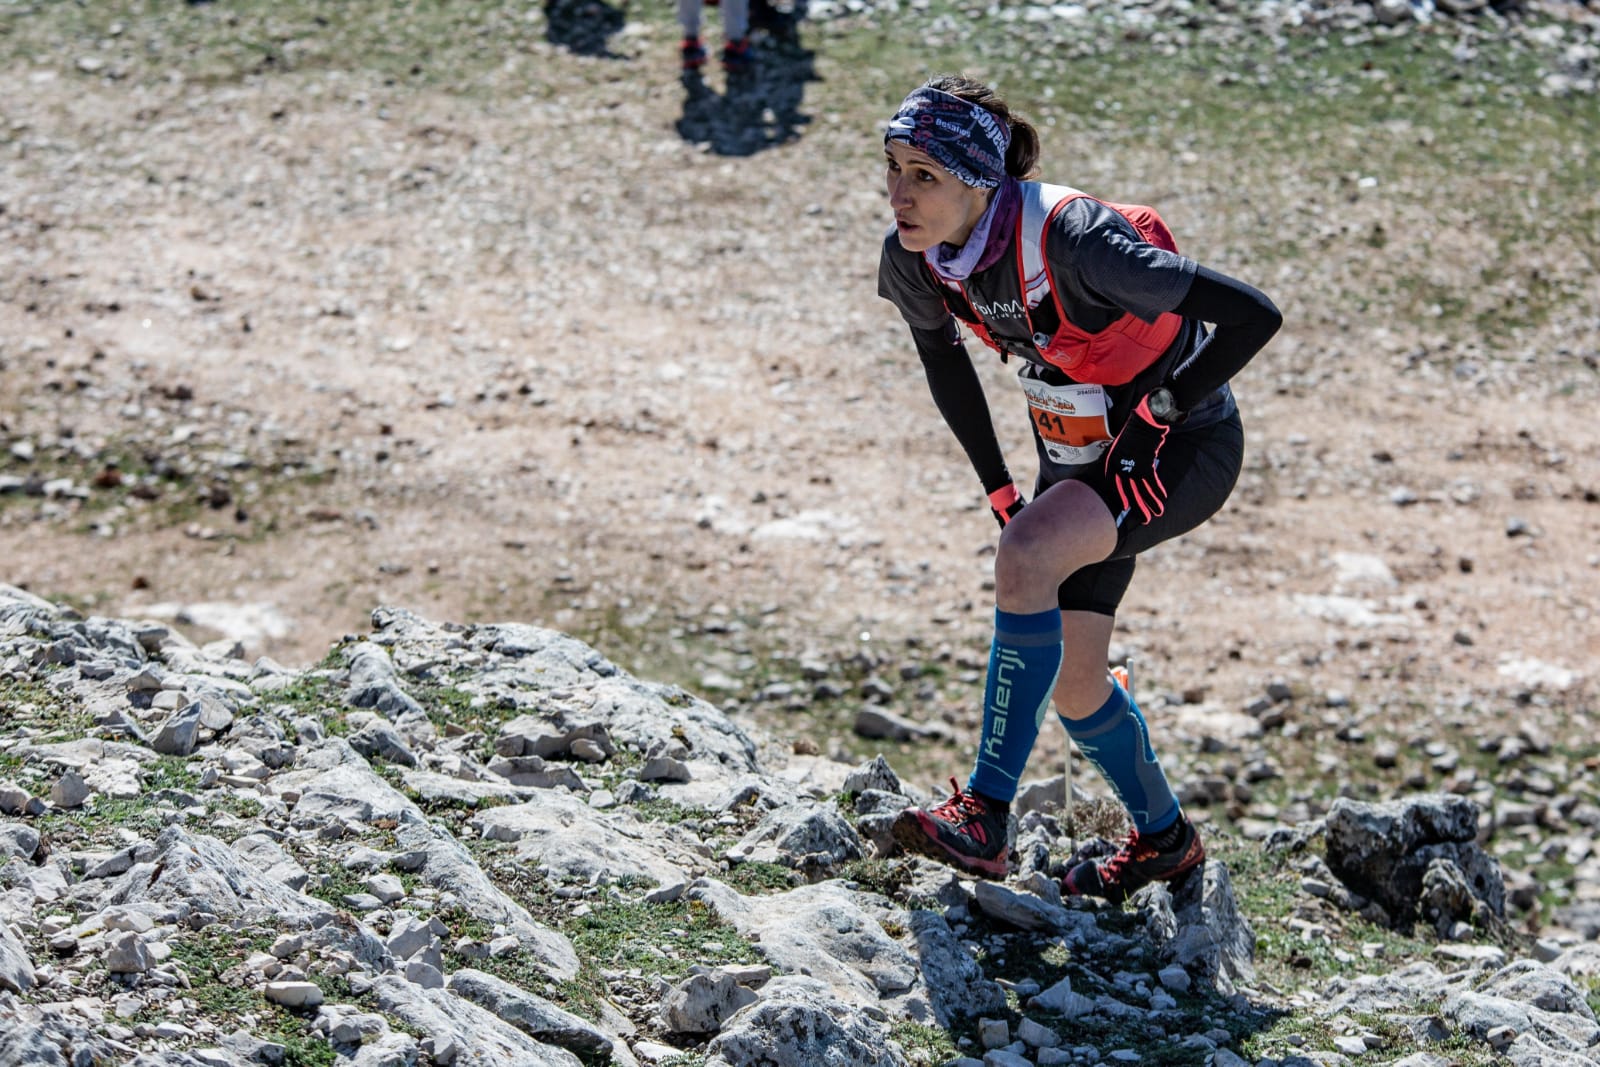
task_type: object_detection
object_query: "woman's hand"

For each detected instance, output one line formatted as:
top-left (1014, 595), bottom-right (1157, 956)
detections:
top-left (1101, 396), bottom-right (1170, 526)
top-left (988, 483), bottom-right (1026, 528)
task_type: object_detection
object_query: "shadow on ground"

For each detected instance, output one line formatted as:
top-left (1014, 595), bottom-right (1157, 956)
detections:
top-left (546, 0), bottom-right (629, 56)
top-left (676, 18), bottom-right (818, 156)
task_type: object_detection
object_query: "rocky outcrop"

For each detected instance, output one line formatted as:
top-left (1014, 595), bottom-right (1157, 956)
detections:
top-left (1, 585), bottom-right (1596, 1066)
top-left (1321, 794), bottom-right (1508, 935)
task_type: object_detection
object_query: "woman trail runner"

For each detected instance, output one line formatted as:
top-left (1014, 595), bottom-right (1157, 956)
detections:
top-left (877, 74), bottom-right (1282, 902)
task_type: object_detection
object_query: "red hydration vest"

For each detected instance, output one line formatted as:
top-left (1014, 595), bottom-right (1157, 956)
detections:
top-left (933, 183), bottom-right (1184, 386)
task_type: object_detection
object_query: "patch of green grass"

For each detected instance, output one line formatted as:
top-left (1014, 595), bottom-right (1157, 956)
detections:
top-left (0, 673), bottom-right (94, 743)
top-left (162, 923), bottom-right (415, 1066)
top-left (215, 792), bottom-right (265, 822)
top-left (394, 771), bottom-right (513, 821)
top-left (144, 755), bottom-right (202, 792)
top-left (630, 793), bottom-right (717, 828)
top-left (266, 673), bottom-right (349, 735)
top-left (164, 925), bottom-right (279, 1017)
top-left (889, 1020), bottom-right (959, 1067)
top-left (1240, 1012), bottom-right (1494, 1066)
top-left (443, 854), bottom-right (762, 1032)
top-left (591, 755), bottom-right (725, 829)
top-left (1211, 832), bottom-right (1438, 990)
top-left (262, 1018), bottom-right (338, 1067)
top-left (164, 922), bottom-right (361, 1065)
top-left (35, 795), bottom-right (171, 841)
top-left (837, 857), bottom-right (918, 903)
top-left (441, 920), bottom-right (609, 1021)
top-left (722, 860), bottom-right (798, 894)
top-left (414, 682), bottom-right (477, 728)
top-left (562, 894), bottom-right (763, 980)
top-left (305, 864), bottom-right (373, 909)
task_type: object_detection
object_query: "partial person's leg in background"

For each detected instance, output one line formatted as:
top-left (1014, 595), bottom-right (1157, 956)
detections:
top-left (678, 0), bottom-right (707, 68)
top-left (720, 0), bottom-right (753, 69)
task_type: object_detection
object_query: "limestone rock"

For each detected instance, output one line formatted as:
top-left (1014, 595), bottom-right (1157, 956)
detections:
top-left (659, 971), bottom-right (759, 1035)
top-left (1139, 859), bottom-right (1256, 995)
top-left (724, 800), bottom-right (864, 876)
top-left (1324, 795), bottom-right (1504, 929)
top-left (0, 920), bottom-right (35, 994)
top-left (447, 968), bottom-right (616, 1055)
top-left (369, 974), bottom-right (584, 1067)
top-left (703, 975), bottom-right (901, 1067)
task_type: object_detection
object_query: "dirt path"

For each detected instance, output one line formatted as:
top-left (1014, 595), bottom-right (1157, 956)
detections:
top-left (2, 22), bottom-right (1597, 779)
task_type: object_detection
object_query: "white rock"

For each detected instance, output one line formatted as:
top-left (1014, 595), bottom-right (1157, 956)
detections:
top-left (104, 932), bottom-right (150, 974)
top-left (1157, 964), bottom-right (1191, 993)
top-left (264, 981), bottom-right (324, 1008)
top-left (404, 960), bottom-right (444, 989)
top-left (633, 1041), bottom-right (687, 1065)
top-left (51, 771), bottom-right (90, 810)
top-left (365, 873), bottom-right (406, 904)
top-left (1016, 1016), bottom-right (1060, 1048)
top-left (0, 783), bottom-right (34, 815)
top-left (270, 934), bottom-right (306, 959)
top-left (1030, 976), bottom-right (1094, 1018)
top-left (386, 915), bottom-right (439, 961)
top-left (101, 908), bottom-right (154, 935)
top-left (978, 1017), bottom-right (1010, 1049)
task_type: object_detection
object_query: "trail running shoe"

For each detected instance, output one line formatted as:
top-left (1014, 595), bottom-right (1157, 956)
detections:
top-left (681, 36), bottom-right (708, 69)
top-left (1061, 816), bottom-right (1205, 904)
top-left (891, 778), bottom-right (1011, 879)
top-left (721, 36), bottom-right (753, 72)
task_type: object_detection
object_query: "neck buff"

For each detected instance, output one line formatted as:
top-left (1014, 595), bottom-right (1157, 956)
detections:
top-left (924, 176), bottom-right (1021, 282)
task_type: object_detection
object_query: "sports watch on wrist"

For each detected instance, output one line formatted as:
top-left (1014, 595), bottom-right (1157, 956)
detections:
top-left (1146, 386), bottom-right (1186, 426)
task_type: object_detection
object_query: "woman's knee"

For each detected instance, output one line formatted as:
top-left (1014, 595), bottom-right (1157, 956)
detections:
top-left (994, 487), bottom-right (1115, 591)
top-left (994, 518), bottom-right (1062, 592)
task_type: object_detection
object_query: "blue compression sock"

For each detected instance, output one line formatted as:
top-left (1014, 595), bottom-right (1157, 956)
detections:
top-left (967, 608), bottom-right (1063, 804)
top-left (1062, 679), bottom-right (1179, 834)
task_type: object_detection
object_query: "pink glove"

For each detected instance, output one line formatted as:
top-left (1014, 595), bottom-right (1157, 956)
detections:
top-left (988, 484), bottom-right (1026, 529)
top-left (1101, 395), bottom-right (1170, 526)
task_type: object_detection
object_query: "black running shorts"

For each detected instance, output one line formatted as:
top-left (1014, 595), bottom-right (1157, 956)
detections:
top-left (1040, 411), bottom-right (1244, 617)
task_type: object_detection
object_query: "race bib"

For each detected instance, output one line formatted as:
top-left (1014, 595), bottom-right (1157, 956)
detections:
top-left (1019, 375), bottom-right (1112, 466)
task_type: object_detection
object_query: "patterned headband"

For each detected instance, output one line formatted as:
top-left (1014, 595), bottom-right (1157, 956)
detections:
top-left (884, 86), bottom-right (1012, 190)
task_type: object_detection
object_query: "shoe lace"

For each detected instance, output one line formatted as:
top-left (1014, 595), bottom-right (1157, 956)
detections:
top-left (1100, 829), bottom-right (1159, 882)
top-left (928, 777), bottom-right (989, 826)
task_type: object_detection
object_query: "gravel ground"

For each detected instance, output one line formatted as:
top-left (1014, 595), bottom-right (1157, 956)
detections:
top-left (1, 1), bottom-right (1597, 853)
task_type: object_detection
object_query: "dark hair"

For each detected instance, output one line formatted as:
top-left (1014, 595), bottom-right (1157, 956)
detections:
top-left (924, 74), bottom-right (1041, 181)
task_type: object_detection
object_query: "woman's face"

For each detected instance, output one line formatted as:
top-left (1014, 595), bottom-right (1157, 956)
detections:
top-left (885, 140), bottom-right (992, 253)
